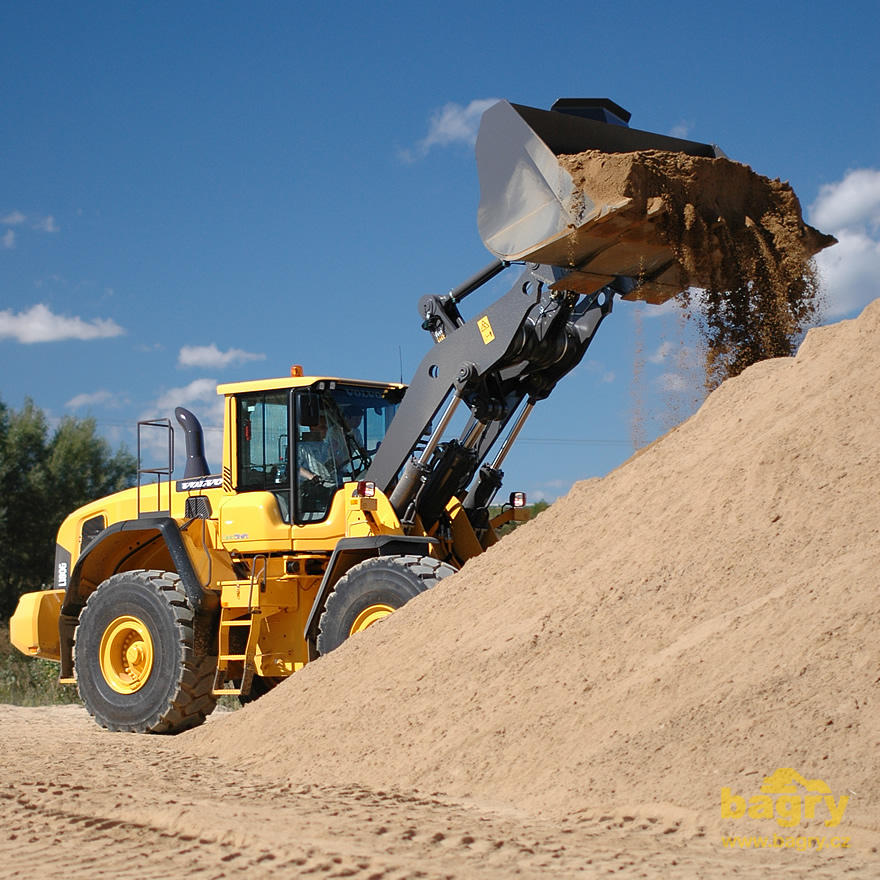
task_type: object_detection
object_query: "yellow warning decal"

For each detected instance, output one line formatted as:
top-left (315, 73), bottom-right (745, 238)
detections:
top-left (477, 315), bottom-right (495, 344)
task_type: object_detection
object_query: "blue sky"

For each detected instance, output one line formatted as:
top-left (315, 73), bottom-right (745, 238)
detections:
top-left (2, 1), bottom-right (879, 501)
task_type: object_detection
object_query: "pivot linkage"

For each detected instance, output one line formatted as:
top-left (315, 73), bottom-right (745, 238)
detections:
top-left (362, 261), bottom-right (616, 528)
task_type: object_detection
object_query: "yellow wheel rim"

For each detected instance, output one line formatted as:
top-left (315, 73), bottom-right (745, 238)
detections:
top-left (349, 603), bottom-right (395, 636)
top-left (99, 615), bottom-right (154, 694)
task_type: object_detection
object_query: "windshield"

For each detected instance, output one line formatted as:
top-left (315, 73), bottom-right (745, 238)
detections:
top-left (235, 383), bottom-right (400, 525)
top-left (330, 385), bottom-right (398, 473)
top-left (295, 385), bottom-right (399, 522)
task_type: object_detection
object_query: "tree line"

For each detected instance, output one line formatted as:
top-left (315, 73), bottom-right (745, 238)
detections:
top-left (0, 398), bottom-right (135, 618)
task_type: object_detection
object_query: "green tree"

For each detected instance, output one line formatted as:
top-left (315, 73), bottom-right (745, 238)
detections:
top-left (0, 398), bottom-right (135, 618)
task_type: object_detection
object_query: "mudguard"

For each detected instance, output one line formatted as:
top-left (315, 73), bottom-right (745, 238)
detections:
top-left (56, 517), bottom-right (213, 679)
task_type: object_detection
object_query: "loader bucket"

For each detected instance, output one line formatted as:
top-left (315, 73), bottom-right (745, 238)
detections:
top-left (475, 99), bottom-right (725, 302)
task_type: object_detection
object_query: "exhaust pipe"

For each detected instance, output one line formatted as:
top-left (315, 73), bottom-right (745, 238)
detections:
top-left (174, 407), bottom-right (210, 479)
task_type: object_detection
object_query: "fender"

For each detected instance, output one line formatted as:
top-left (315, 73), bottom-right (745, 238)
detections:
top-left (303, 534), bottom-right (438, 652)
top-left (57, 517), bottom-right (213, 680)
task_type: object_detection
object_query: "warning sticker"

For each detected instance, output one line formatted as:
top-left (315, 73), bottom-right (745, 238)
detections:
top-left (477, 315), bottom-right (495, 344)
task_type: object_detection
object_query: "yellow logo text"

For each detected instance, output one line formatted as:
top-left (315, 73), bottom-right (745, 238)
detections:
top-left (721, 768), bottom-right (849, 829)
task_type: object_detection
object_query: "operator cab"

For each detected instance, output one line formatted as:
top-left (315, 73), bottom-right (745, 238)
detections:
top-left (230, 380), bottom-right (401, 524)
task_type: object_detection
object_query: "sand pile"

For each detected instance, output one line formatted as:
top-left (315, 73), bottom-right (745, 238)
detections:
top-left (561, 150), bottom-right (836, 388)
top-left (560, 150), bottom-right (834, 294)
top-left (191, 301), bottom-right (879, 833)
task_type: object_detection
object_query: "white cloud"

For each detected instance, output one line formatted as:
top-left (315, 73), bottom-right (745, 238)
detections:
top-left (402, 98), bottom-right (500, 161)
top-left (149, 378), bottom-right (224, 470)
top-left (811, 169), bottom-right (880, 232)
top-left (33, 274), bottom-right (65, 288)
top-left (656, 371), bottom-right (690, 392)
top-left (648, 341), bottom-right (674, 363)
top-left (155, 377), bottom-right (219, 413)
top-left (813, 228), bottom-right (880, 319)
top-left (178, 343), bottom-right (265, 369)
top-left (809, 168), bottom-right (880, 319)
top-left (526, 481), bottom-right (570, 503)
top-left (33, 215), bottom-right (59, 233)
top-left (582, 360), bottom-right (616, 383)
top-left (2, 229), bottom-right (14, 250)
top-left (669, 121), bottom-right (693, 139)
top-left (0, 303), bottom-right (125, 343)
top-left (65, 389), bottom-right (120, 409)
top-left (636, 296), bottom-right (682, 319)
top-left (1, 211), bottom-right (60, 238)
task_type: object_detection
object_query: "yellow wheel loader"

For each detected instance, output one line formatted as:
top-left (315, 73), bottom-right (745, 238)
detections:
top-left (8, 99), bottom-right (738, 732)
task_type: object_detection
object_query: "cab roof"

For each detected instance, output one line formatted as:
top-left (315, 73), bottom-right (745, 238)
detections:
top-left (216, 375), bottom-right (406, 396)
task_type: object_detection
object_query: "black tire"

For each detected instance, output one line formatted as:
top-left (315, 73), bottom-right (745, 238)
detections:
top-left (316, 554), bottom-right (456, 655)
top-left (75, 569), bottom-right (217, 733)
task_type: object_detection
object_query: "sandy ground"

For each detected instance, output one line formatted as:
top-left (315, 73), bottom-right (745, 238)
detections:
top-left (1, 704), bottom-right (876, 879)
top-left (3, 301), bottom-right (879, 877)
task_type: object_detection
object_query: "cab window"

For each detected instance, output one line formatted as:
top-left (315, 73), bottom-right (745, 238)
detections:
top-left (233, 385), bottom-right (400, 527)
top-left (237, 391), bottom-right (291, 520)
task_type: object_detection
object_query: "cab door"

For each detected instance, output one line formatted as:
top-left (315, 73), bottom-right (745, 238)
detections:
top-left (219, 389), bottom-right (293, 552)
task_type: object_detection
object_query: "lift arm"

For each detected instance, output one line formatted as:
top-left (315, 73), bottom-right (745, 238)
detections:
top-left (361, 262), bottom-right (617, 527)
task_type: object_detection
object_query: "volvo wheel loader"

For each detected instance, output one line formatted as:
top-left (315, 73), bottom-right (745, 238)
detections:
top-left (9, 98), bottom-right (732, 732)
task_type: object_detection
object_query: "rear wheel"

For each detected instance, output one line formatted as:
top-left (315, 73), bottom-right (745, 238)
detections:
top-left (316, 554), bottom-right (456, 655)
top-left (75, 570), bottom-right (217, 733)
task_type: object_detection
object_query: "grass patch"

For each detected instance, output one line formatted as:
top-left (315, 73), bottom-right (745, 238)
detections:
top-left (1, 620), bottom-right (241, 712)
top-left (0, 622), bottom-right (81, 706)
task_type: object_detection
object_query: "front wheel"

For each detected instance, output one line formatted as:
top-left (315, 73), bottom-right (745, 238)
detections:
top-left (75, 570), bottom-right (217, 733)
top-left (316, 554), bottom-right (456, 655)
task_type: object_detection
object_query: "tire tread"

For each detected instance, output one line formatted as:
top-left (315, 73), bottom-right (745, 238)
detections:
top-left (316, 554), bottom-right (456, 655)
top-left (76, 569), bottom-right (217, 734)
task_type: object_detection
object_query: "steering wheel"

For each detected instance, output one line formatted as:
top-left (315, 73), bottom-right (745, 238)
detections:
top-left (300, 474), bottom-right (335, 513)
top-left (345, 444), bottom-right (371, 476)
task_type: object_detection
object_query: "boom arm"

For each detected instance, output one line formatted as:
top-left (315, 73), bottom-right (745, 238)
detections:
top-left (361, 262), bottom-right (616, 526)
